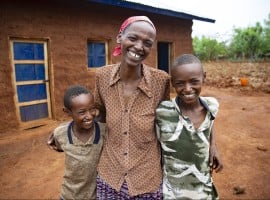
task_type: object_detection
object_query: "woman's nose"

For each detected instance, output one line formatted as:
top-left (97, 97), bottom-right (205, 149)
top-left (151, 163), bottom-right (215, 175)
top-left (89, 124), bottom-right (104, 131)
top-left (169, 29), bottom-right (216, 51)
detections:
top-left (134, 40), bottom-right (143, 50)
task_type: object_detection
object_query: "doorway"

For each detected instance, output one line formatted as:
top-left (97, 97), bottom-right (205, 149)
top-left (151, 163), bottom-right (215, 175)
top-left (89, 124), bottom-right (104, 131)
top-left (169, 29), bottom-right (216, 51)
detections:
top-left (157, 42), bottom-right (171, 73)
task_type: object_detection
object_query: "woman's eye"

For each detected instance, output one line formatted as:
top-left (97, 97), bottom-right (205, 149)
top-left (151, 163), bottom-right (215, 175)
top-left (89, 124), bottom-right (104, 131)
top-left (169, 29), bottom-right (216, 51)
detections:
top-left (176, 82), bottom-right (184, 86)
top-left (128, 36), bottom-right (136, 41)
top-left (144, 41), bottom-right (153, 48)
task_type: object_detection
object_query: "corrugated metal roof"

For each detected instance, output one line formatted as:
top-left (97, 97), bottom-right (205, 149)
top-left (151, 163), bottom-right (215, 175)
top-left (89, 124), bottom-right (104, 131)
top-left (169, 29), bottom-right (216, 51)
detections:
top-left (87, 0), bottom-right (215, 23)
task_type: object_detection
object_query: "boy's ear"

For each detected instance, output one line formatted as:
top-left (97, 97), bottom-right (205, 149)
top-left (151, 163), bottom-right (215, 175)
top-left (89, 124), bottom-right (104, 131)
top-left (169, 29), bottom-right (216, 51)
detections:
top-left (63, 107), bottom-right (71, 116)
top-left (203, 72), bottom-right (206, 83)
top-left (95, 109), bottom-right (100, 117)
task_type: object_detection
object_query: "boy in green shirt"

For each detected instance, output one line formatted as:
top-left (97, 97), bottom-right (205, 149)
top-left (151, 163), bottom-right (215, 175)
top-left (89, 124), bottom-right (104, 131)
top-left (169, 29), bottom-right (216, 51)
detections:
top-left (156, 54), bottom-right (223, 199)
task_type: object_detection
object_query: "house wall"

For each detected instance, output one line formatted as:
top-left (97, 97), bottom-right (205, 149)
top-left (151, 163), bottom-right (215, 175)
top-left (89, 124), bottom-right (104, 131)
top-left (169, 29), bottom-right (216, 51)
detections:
top-left (0, 0), bottom-right (193, 132)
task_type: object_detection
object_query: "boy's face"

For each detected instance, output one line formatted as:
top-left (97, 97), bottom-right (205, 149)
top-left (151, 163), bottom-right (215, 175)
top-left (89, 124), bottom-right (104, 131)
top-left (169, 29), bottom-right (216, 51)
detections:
top-left (118, 21), bottom-right (156, 68)
top-left (171, 63), bottom-right (205, 105)
top-left (65, 93), bottom-right (97, 131)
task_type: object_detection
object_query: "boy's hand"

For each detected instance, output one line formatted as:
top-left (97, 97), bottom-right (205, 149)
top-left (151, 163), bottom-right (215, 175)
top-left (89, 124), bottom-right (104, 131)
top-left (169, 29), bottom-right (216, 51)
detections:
top-left (47, 132), bottom-right (58, 151)
top-left (209, 144), bottom-right (223, 174)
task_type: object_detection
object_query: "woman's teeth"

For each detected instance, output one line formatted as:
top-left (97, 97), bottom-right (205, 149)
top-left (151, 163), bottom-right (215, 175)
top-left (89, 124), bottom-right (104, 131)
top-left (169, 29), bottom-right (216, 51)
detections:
top-left (129, 51), bottom-right (140, 58)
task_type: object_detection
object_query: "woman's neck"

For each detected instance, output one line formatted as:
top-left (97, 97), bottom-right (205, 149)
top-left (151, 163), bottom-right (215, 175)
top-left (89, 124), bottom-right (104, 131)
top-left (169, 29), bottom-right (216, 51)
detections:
top-left (120, 63), bottom-right (142, 82)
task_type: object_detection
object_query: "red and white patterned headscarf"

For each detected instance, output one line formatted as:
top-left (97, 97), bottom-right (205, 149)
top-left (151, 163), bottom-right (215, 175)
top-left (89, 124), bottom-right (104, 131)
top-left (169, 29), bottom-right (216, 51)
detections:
top-left (112, 16), bottom-right (156, 56)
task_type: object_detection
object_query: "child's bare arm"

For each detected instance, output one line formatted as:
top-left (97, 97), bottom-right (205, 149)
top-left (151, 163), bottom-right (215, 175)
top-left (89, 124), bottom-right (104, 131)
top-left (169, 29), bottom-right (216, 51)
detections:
top-left (209, 124), bottom-right (223, 173)
top-left (47, 132), bottom-right (63, 152)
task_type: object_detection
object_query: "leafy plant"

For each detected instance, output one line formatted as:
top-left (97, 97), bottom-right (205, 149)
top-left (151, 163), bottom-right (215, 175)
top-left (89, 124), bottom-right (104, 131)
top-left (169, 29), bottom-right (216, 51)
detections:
top-left (193, 13), bottom-right (270, 61)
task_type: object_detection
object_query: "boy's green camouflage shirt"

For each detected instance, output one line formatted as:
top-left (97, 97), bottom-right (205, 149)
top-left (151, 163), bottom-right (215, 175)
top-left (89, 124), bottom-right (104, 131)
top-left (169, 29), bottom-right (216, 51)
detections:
top-left (156, 97), bottom-right (219, 200)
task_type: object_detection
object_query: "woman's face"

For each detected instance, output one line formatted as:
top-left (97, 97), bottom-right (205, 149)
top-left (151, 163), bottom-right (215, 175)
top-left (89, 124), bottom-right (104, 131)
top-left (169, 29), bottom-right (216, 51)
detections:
top-left (118, 21), bottom-right (156, 68)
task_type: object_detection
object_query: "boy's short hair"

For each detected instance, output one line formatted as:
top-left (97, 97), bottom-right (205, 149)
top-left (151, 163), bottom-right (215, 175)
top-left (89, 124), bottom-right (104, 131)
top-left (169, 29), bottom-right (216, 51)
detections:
top-left (173, 54), bottom-right (201, 67)
top-left (172, 54), bottom-right (202, 68)
top-left (63, 85), bottom-right (91, 110)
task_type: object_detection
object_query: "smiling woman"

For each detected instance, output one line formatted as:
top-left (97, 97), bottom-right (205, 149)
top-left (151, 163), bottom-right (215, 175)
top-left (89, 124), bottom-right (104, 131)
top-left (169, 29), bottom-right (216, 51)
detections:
top-left (94, 16), bottom-right (170, 199)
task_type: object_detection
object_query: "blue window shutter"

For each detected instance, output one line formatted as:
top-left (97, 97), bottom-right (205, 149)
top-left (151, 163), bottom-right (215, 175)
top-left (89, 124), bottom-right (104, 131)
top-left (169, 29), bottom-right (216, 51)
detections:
top-left (14, 42), bottom-right (44, 60)
top-left (20, 103), bottom-right (48, 122)
top-left (15, 64), bottom-right (45, 81)
top-left (17, 84), bottom-right (47, 102)
top-left (88, 42), bottom-right (105, 68)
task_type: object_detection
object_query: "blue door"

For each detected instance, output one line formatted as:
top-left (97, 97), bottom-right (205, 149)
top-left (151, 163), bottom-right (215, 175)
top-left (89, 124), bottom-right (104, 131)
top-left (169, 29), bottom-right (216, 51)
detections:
top-left (11, 40), bottom-right (51, 122)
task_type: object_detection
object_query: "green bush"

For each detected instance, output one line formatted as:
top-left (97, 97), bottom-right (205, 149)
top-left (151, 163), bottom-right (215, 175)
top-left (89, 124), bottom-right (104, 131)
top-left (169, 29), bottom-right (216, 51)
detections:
top-left (193, 13), bottom-right (270, 61)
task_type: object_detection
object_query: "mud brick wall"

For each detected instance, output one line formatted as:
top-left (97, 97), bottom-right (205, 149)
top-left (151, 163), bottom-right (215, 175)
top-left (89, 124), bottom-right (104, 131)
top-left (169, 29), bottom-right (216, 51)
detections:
top-left (0, 0), bottom-right (192, 131)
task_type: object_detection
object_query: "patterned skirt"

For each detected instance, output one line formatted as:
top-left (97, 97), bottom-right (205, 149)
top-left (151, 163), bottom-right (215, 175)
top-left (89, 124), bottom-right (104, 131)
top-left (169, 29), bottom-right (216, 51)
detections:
top-left (97, 175), bottom-right (162, 200)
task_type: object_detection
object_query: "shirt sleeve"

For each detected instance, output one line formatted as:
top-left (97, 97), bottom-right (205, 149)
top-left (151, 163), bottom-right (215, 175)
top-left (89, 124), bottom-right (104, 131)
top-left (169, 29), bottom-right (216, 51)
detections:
top-left (52, 123), bottom-right (69, 152)
top-left (155, 123), bottom-right (161, 140)
top-left (163, 76), bottom-right (170, 101)
top-left (53, 135), bottom-right (63, 152)
top-left (98, 122), bottom-right (108, 138)
top-left (204, 97), bottom-right (219, 117)
top-left (94, 70), bottom-right (106, 122)
top-left (155, 101), bottom-right (169, 140)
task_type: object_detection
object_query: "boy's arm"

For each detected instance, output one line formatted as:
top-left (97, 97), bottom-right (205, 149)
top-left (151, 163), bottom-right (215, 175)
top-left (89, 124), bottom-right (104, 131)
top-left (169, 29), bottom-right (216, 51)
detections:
top-left (47, 132), bottom-right (63, 152)
top-left (209, 124), bottom-right (223, 173)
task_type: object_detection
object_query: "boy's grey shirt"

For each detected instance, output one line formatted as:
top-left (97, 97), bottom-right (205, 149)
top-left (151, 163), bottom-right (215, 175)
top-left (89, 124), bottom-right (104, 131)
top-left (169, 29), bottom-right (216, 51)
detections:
top-left (53, 121), bottom-right (106, 200)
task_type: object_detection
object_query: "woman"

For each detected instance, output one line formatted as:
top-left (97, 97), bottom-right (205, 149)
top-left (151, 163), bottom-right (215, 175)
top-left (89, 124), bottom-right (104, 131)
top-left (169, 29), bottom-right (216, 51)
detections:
top-left (94, 16), bottom-right (170, 199)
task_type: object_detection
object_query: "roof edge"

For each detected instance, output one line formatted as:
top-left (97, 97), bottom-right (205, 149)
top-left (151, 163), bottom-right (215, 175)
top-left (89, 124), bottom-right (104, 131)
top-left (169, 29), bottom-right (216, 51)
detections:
top-left (88, 0), bottom-right (215, 23)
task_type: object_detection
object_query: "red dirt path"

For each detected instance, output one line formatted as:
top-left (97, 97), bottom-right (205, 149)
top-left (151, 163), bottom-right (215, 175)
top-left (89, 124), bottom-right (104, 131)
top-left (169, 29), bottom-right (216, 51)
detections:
top-left (0, 86), bottom-right (269, 199)
top-left (1, 80), bottom-right (270, 199)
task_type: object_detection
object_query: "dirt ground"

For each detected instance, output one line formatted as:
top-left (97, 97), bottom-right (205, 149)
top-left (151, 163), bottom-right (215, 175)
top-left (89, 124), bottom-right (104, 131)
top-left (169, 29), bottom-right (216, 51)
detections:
top-left (0, 62), bottom-right (270, 199)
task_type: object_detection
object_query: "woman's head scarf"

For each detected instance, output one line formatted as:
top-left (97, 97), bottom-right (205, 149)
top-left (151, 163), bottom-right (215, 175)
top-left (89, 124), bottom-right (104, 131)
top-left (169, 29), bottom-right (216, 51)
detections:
top-left (112, 16), bottom-right (156, 56)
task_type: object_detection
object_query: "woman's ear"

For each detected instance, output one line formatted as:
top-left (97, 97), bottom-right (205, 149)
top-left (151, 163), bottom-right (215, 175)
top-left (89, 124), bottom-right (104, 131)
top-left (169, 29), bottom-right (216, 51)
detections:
top-left (170, 76), bottom-right (175, 87)
top-left (116, 34), bottom-right (122, 44)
